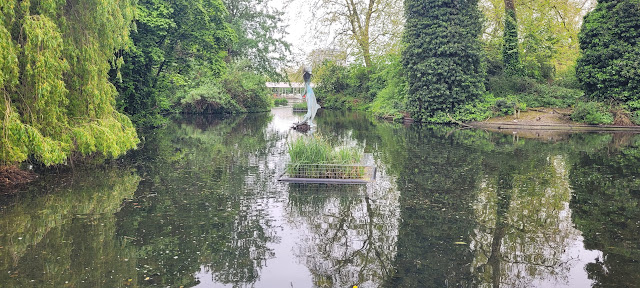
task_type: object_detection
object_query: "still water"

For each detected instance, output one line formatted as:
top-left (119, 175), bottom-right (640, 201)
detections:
top-left (1, 107), bottom-right (639, 287)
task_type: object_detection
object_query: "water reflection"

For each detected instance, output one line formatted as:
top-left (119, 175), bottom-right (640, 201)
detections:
top-left (287, 179), bottom-right (399, 287)
top-left (471, 152), bottom-right (595, 287)
top-left (1, 109), bottom-right (639, 287)
top-left (0, 168), bottom-right (139, 287)
top-left (569, 135), bottom-right (640, 287)
top-left (115, 112), bottom-right (280, 287)
top-left (383, 126), bottom-right (483, 287)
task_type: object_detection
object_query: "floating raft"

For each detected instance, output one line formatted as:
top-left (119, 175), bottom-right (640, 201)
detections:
top-left (278, 163), bottom-right (377, 184)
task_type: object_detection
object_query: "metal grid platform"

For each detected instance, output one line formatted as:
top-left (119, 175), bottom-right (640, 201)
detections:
top-left (278, 163), bottom-right (376, 184)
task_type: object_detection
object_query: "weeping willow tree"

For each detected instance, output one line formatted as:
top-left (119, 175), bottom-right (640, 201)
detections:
top-left (0, 0), bottom-right (139, 166)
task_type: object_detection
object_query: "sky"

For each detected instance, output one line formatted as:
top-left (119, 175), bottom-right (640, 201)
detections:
top-left (270, 0), bottom-right (314, 66)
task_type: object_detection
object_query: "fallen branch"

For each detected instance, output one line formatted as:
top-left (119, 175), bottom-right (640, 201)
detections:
top-left (447, 114), bottom-right (473, 128)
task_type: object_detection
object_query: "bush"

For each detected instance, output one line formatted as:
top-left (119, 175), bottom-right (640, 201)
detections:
top-left (632, 111), bottom-right (640, 125)
top-left (180, 60), bottom-right (272, 114)
top-left (571, 102), bottom-right (613, 125)
top-left (369, 54), bottom-right (408, 121)
top-left (314, 61), bottom-right (370, 110)
top-left (576, 0), bottom-right (640, 104)
top-left (487, 76), bottom-right (583, 108)
top-left (222, 61), bottom-right (272, 112)
top-left (274, 98), bottom-right (288, 106)
top-left (293, 102), bottom-right (307, 110)
top-left (180, 82), bottom-right (244, 114)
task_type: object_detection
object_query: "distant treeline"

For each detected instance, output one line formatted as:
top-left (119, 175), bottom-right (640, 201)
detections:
top-left (313, 0), bottom-right (640, 126)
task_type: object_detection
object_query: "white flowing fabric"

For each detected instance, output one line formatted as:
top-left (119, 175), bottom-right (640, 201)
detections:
top-left (301, 80), bottom-right (320, 125)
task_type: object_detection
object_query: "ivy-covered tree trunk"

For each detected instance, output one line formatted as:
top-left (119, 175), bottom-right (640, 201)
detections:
top-left (576, 0), bottom-right (640, 104)
top-left (403, 0), bottom-right (486, 122)
top-left (503, 0), bottom-right (522, 76)
top-left (0, 0), bottom-right (139, 166)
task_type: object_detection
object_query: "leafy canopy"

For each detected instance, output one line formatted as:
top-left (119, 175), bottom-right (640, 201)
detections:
top-left (1, 0), bottom-right (139, 166)
top-left (402, 0), bottom-right (486, 122)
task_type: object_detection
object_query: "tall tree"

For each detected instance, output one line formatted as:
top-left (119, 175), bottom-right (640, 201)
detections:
top-left (309, 0), bottom-right (403, 67)
top-left (223, 0), bottom-right (291, 80)
top-left (111, 0), bottom-right (235, 124)
top-left (502, 0), bottom-right (522, 75)
top-left (403, 0), bottom-right (485, 122)
top-left (576, 0), bottom-right (640, 104)
top-left (1, 0), bottom-right (139, 166)
top-left (480, 0), bottom-right (595, 79)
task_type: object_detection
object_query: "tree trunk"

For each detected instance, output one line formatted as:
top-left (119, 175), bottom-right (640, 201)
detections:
top-left (503, 0), bottom-right (521, 75)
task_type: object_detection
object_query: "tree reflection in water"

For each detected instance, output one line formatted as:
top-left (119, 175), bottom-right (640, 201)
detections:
top-left (0, 168), bottom-right (140, 287)
top-left (472, 154), bottom-right (585, 287)
top-left (569, 134), bottom-right (640, 288)
top-left (2, 111), bottom-right (640, 287)
top-left (286, 177), bottom-right (399, 287)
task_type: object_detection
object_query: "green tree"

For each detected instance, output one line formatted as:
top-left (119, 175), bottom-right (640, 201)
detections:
top-left (224, 0), bottom-right (291, 80)
top-left (111, 0), bottom-right (235, 125)
top-left (308, 0), bottom-right (404, 68)
top-left (1, 0), bottom-right (139, 166)
top-left (481, 0), bottom-right (592, 80)
top-left (503, 0), bottom-right (522, 76)
top-left (576, 0), bottom-right (640, 104)
top-left (402, 0), bottom-right (486, 122)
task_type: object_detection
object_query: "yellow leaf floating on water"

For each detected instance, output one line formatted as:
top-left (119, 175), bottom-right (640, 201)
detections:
top-left (144, 277), bottom-right (150, 280)
top-left (454, 242), bottom-right (467, 245)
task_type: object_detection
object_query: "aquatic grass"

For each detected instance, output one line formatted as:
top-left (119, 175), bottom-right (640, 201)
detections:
top-left (287, 135), bottom-right (365, 179)
top-left (293, 102), bottom-right (308, 111)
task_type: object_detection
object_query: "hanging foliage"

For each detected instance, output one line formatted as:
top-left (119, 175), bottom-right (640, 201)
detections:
top-left (0, 0), bottom-right (139, 166)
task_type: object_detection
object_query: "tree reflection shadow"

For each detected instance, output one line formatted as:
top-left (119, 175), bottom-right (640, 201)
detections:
top-left (569, 134), bottom-right (640, 288)
top-left (472, 154), bottom-right (581, 287)
top-left (286, 183), bottom-right (399, 287)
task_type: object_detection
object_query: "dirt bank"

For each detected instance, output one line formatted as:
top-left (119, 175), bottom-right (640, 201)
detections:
top-left (1, 166), bottom-right (38, 193)
top-left (467, 108), bottom-right (640, 140)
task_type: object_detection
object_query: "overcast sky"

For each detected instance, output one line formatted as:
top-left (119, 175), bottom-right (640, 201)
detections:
top-left (270, 0), bottom-right (314, 66)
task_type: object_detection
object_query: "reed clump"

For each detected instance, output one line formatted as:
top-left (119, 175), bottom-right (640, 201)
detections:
top-left (287, 136), bottom-right (365, 179)
top-left (293, 102), bottom-right (308, 111)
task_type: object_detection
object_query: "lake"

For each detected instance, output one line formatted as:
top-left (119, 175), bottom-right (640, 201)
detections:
top-left (1, 107), bottom-right (639, 287)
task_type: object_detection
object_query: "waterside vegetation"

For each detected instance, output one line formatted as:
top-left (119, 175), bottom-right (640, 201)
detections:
top-left (312, 0), bottom-right (639, 127)
top-left (3, 0), bottom-right (640, 169)
top-left (287, 135), bottom-right (365, 179)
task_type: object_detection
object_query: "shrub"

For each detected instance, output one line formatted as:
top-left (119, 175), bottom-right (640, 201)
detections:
top-left (487, 76), bottom-right (583, 108)
top-left (403, 0), bottom-right (485, 122)
top-left (180, 60), bottom-right (272, 114)
top-left (632, 111), bottom-right (640, 125)
top-left (274, 98), bottom-right (288, 106)
top-left (576, 0), bottom-right (640, 104)
top-left (293, 102), bottom-right (307, 110)
top-left (222, 61), bottom-right (272, 112)
top-left (180, 82), bottom-right (244, 114)
top-left (571, 102), bottom-right (613, 125)
top-left (369, 54), bottom-right (408, 121)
